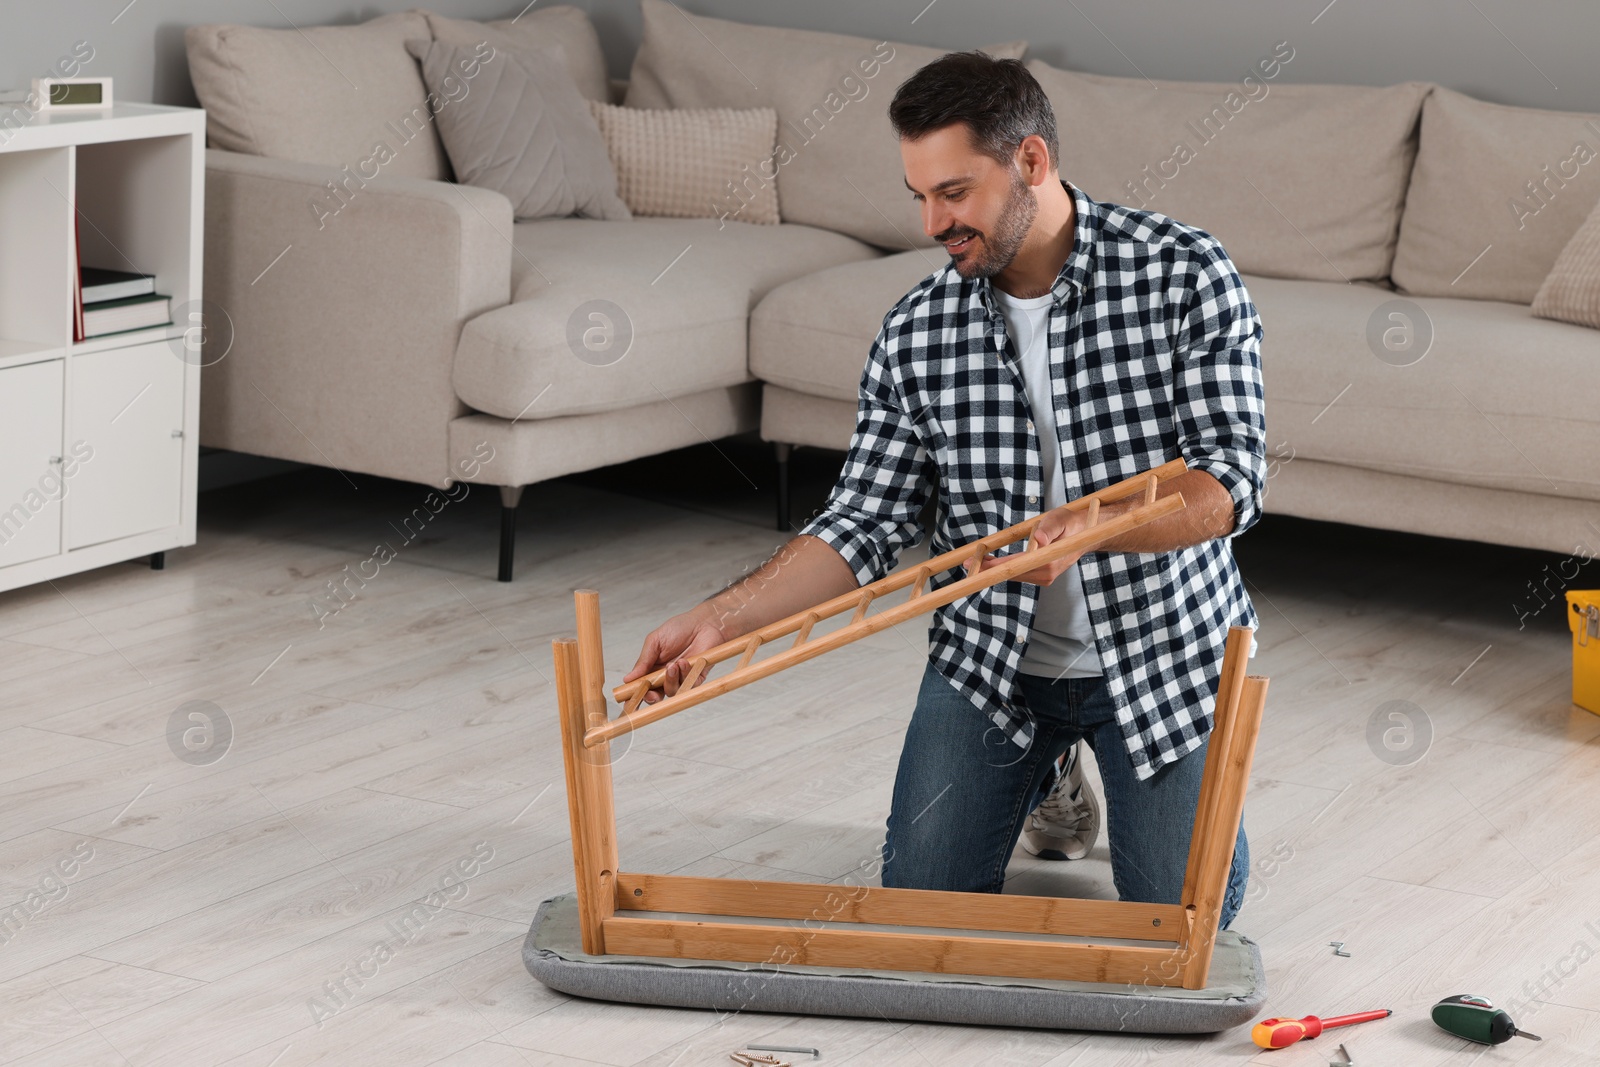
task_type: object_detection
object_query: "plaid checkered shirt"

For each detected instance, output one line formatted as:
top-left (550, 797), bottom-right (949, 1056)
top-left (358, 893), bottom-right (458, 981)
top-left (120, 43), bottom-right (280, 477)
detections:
top-left (797, 180), bottom-right (1267, 780)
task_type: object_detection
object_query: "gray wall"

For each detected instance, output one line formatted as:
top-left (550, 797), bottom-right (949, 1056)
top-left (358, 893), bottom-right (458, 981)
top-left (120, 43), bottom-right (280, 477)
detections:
top-left (3, 1), bottom-right (1597, 115)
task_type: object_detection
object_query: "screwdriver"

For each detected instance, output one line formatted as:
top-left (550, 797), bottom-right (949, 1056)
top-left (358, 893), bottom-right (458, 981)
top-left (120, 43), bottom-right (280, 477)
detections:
top-left (1251, 1009), bottom-right (1392, 1049)
top-left (1431, 994), bottom-right (1542, 1045)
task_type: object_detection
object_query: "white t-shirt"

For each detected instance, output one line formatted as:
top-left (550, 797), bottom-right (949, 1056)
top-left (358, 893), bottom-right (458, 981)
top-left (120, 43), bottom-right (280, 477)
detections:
top-left (991, 286), bottom-right (1103, 679)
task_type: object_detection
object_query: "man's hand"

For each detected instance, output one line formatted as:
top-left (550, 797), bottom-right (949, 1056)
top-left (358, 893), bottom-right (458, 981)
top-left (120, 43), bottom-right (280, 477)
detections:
top-left (963, 502), bottom-right (1114, 585)
top-left (622, 604), bottom-right (730, 705)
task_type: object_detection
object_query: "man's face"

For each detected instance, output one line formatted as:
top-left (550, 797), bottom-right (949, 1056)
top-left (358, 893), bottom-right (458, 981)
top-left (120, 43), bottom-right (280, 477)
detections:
top-left (901, 123), bottom-right (1039, 280)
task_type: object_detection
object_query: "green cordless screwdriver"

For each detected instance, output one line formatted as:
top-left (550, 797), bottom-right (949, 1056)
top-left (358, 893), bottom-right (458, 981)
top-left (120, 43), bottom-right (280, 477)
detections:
top-left (1431, 994), bottom-right (1543, 1045)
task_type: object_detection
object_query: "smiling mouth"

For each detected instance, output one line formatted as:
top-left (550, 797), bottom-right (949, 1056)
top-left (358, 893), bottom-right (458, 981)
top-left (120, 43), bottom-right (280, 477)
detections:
top-left (944, 234), bottom-right (977, 254)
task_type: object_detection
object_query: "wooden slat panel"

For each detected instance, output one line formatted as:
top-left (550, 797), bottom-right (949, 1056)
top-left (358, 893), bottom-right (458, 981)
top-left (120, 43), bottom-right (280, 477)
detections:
top-left (609, 459), bottom-right (1189, 707)
top-left (587, 490), bottom-right (1186, 745)
top-left (602, 916), bottom-right (1186, 985)
top-left (614, 873), bottom-right (1183, 942)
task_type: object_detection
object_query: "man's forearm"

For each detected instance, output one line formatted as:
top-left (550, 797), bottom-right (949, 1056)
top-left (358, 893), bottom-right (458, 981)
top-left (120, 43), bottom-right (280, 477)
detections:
top-left (1082, 469), bottom-right (1238, 553)
top-left (697, 534), bottom-right (861, 639)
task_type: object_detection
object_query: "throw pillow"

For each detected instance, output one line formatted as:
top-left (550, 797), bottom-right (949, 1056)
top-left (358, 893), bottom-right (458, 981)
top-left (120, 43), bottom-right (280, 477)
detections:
top-left (406, 37), bottom-right (630, 222)
top-left (186, 12), bottom-right (449, 180)
top-left (1391, 87), bottom-right (1600, 303)
top-left (1026, 62), bottom-right (1429, 284)
top-left (588, 101), bottom-right (780, 224)
top-left (625, 0), bottom-right (1026, 251)
top-left (1532, 197), bottom-right (1600, 329)
top-left (421, 7), bottom-right (610, 104)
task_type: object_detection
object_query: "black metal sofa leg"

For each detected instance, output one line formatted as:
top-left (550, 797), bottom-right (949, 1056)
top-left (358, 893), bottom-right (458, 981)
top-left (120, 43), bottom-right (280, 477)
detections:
top-left (774, 442), bottom-right (792, 532)
top-left (498, 485), bottom-right (524, 582)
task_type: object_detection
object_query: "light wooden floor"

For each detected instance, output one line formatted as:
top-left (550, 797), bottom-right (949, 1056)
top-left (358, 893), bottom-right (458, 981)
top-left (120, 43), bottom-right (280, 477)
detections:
top-left (2, 433), bottom-right (1598, 1066)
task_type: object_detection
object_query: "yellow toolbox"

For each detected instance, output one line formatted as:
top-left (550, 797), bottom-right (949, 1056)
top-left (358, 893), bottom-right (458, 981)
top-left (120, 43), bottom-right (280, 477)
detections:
top-left (1570, 590), bottom-right (1600, 716)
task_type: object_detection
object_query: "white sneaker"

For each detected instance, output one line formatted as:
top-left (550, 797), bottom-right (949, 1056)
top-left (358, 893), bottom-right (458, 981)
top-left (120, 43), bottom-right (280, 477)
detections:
top-left (1022, 742), bottom-right (1101, 861)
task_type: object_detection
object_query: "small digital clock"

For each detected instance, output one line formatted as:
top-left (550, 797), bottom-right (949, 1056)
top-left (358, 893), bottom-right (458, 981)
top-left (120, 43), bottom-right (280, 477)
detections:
top-left (32, 77), bottom-right (113, 110)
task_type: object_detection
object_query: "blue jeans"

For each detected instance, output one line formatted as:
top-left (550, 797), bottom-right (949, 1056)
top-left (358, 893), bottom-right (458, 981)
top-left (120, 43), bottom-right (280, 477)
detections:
top-left (881, 661), bottom-right (1249, 929)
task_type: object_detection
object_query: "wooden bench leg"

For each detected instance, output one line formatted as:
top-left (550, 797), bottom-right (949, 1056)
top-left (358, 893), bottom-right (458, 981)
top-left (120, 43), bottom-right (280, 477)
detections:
top-left (554, 589), bottom-right (620, 953)
top-left (1180, 626), bottom-right (1267, 989)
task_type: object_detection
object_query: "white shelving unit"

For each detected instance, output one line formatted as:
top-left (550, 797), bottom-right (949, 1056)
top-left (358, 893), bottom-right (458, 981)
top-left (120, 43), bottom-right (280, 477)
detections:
top-left (0, 102), bottom-right (203, 594)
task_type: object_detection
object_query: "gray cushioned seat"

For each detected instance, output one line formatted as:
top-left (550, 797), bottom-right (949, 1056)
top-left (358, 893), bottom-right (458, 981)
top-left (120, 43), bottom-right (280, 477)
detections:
top-left (524, 894), bottom-right (1267, 1034)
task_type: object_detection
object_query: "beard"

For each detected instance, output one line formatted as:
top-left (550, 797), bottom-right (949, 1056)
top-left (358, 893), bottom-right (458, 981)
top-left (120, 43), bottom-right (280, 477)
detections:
top-left (938, 167), bottom-right (1038, 280)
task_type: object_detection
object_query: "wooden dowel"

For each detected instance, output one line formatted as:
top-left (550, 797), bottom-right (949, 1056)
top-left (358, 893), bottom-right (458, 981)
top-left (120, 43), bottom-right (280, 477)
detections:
top-left (679, 656), bottom-right (708, 690)
top-left (1086, 498), bottom-right (1100, 526)
top-left (586, 492), bottom-right (1186, 746)
top-left (611, 458), bottom-right (1190, 706)
top-left (908, 564), bottom-right (930, 599)
top-left (849, 588), bottom-right (875, 624)
top-left (793, 611), bottom-right (819, 647)
top-left (735, 634), bottom-right (761, 670)
top-left (1145, 473), bottom-right (1158, 504)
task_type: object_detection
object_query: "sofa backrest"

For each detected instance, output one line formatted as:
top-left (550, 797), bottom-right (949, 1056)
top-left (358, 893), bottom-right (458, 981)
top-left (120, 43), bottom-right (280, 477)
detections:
top-left (185, 6), bottom-right (608, 182)
top-left (1027, 60), bottom-right (1430, 284)
top-left (1392, 86), bottom-right (1600, 304)
top-left (624, 0), bottom-right (1025, 252)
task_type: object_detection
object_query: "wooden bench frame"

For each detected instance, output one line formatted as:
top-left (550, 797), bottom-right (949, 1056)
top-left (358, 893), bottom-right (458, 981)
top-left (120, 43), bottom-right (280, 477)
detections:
top-left (552, 458), bottom-right (1268, 990)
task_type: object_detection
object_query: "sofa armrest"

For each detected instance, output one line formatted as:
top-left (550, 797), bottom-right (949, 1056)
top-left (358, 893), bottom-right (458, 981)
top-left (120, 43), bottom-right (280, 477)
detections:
top-left (200, 149), bottom-right (513, 487)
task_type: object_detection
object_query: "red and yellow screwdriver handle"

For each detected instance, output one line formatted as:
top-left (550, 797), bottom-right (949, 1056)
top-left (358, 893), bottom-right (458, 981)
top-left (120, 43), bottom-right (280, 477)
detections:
top-left (1252, 1009), bottom-right (1392, 1049)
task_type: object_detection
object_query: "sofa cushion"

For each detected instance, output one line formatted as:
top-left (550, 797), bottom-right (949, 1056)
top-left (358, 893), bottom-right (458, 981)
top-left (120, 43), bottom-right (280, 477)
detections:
top-left (186, 12), bottom-right (450, 180)
top-left (409, 37), bottom-right (630, 222)
top-left (589, 101), bottom-right (780, 224)
top-left (624, 0), bottom-right (1025, 252)
top-left (1027, 62), bottom-right (1429, 284)
top-left (423, 7), bottom-right (610, 104)
top-left (1251, 274), bottom-right (1599, 501)
top-left (1533, 196), bottom-right (1600, 329)
top-left (1392, 87), bottom-right (1600, 303)
top-left (750, 249), bottom-right (944, 402)
top-left (452, 217), bottom-right (881, 421)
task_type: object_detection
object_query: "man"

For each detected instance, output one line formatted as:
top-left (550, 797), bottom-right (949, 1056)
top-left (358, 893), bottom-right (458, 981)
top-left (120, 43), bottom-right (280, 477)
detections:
top-left (624, 52), bottom-right (1265, 928)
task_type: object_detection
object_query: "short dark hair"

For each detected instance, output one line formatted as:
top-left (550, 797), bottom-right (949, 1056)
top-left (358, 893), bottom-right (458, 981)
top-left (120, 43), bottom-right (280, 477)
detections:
top-left (888, 51), bottom-right (1059, 171)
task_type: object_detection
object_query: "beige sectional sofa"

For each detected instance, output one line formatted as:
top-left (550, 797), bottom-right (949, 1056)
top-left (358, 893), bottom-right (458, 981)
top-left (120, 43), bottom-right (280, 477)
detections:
top-left (188, 3), bottom-right (1600, 580)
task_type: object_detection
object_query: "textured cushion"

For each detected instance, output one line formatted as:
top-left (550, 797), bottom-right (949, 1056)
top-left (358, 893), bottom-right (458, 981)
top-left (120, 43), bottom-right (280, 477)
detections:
top-left (1249, 273), bottom-right (1599, 501)
top-left (751, 248), bottom-right (943, 401)
top-left (185, 12), bottom-right (449, 180)
top-left (422, 7), bottom-right (610, 103)
top-left (1028, 62), bottom-right (1429, 283)
top-left (1392, 88), bottom-right (1600, 303)
top-left (409, 37), bottom-right (629, 222)
top-left (589, 101), bottom-right (780, 224)
top-left (526, 894), bottom-right (1269, 1034)
top-left (452, 217), bottom-right (881, 421)
top-left (625, 0), bottom-right (1025, 251)
top-left (1532, 196), bottom-right (1600, 329)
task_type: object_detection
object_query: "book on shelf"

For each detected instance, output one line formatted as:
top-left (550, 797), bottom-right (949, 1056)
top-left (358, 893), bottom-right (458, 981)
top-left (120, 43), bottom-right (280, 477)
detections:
top-left (82, 292), bottom-right (172, 339)
top-left (72, 219), bottom-right (83, 343)
top-left (81, 266), bottom-right (156, 303)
